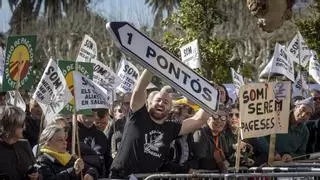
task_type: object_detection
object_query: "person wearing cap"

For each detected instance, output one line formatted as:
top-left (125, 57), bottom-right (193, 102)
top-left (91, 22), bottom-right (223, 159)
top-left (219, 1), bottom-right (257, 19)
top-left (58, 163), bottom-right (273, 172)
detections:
top-left (67, 111), bottom-right (112, 179)
top-left (162, 98), bottom-right (198, 173)
top-left (259, 97), bottom-right (314, 162)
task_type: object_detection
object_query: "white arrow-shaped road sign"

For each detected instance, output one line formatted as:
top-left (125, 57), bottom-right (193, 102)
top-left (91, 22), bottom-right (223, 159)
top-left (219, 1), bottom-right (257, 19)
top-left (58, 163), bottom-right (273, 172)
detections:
top-left (106, 22), bottom-right (219, 113)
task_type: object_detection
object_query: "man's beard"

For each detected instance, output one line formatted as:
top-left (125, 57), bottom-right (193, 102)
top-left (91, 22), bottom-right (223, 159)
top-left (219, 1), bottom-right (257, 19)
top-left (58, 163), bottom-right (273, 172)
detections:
top-left (149, 108), bottom-right (168, 121)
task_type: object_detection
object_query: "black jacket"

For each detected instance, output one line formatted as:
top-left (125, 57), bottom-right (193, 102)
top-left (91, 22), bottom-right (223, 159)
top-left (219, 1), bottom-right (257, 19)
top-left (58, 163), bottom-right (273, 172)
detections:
top-left (0, 139), bottom-right (35, 180)
top-left (37, 153), bottom-right (79, 180)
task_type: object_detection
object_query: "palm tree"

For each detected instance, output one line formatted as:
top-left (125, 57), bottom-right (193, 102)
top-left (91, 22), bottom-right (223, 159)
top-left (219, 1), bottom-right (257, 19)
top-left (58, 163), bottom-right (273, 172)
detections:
top-left (145, 0), bottom-right (180, 28)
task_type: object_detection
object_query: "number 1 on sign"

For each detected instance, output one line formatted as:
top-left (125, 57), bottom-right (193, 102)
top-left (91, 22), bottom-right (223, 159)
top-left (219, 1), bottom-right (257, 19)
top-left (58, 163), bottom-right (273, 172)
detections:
top-left (127, 33), bottom-right (133, 45)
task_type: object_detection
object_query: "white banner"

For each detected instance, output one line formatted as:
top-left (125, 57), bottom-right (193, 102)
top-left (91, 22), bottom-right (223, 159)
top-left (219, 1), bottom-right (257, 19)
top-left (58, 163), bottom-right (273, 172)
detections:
top-left (293, 71), bottom-right (309, 97)
top-left (92, 59), bottom-right (122, 90)
top-left (309, 51), bottom-right (320, 85)
top-left (116, 58), bottom-right (139, 93)
top-left (180, 39), bottom-right (201, 69)
top-left (287, 31), bottom-right (312, 67)
top-left (33, 59), bottom-right (72, 121)
top-left (240, 82), bottom-right (291, 139)
top-left (73, 71), bottom-right (112, 111)
top-left (76, 35), bottom-right (97, 62)
top-left (0, 47), bottom-right (5, 87)
top-left (259, 43), bottom-right (294, 81)
top-left (5, 91), bottom-right (26, 111)
top-left (231, 68), bottom-right (244, 96)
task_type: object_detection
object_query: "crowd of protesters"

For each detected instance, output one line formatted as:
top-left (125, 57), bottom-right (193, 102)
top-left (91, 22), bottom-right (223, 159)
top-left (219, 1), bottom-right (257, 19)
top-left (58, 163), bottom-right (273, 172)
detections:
top-left (0, 69), bottom-right (319, 179)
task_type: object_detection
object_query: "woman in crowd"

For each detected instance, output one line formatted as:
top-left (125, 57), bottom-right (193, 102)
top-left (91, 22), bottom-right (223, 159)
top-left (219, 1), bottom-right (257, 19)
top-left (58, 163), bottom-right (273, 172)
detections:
top-left (0, 106), bottom-right (39, 180)
top-left (192, 105), bottom-right (229, 173)
top-left (37, 124), bottom-right (86, 180)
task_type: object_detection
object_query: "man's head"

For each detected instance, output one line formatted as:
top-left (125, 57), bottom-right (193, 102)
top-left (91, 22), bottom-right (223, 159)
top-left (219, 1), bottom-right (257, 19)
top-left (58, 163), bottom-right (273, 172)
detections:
top-left (147, 90), bottom-right (172, 124)
top-left (29, 99), bottom-right (42, 120)
top-left (207, 106), bottom-right (228, 136)
top-left (293, 97), bottom-right (314, 124)
top-left (94, 109), bottom-right (109, 131)
top-left (77, 111), bottom-right (98, 128)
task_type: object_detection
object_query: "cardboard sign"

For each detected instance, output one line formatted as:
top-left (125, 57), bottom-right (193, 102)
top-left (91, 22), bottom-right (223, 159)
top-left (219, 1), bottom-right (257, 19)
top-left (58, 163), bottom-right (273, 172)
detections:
top-left (106, 22), bottom-right (219, 113)
top-left (33, 59), bottom-right (72, 121)
top-left (259, 43), bottom-right (294, 82)
top-left (180, 39), bottom-right (201, 69)
top-left (309, 51), bottom-right (320, 85)
top-left (116, 58), bottom-right (139, 93)
top-left (76, 35), bottom-right (97, 62)
top-left (231, 68), bottom-right (244, 95)
top-left (92, 59), bottom-right (122, 90)
top-left (6, 91), bottom-right (26, 111)
top-left (3, 35), bottom-right (36, 91)
top-left (239, 82), bottom-right (291, 139)
top-left (58, 60), bottom-right (93, 114)
top-left (287, 31), bottom-right (312, 68)
top-left (73, 71), bottom-right (112, 110)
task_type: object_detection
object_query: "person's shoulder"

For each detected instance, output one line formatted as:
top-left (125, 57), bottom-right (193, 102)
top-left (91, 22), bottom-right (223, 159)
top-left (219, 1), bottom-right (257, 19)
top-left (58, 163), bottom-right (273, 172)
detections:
top-left (15, 139), bottom-right (31, 148)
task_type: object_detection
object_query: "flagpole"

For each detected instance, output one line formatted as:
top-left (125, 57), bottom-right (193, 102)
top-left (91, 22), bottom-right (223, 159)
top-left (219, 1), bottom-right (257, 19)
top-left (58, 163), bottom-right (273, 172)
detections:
top-left (72, 63), bottom-right (83, 180)
top-left (14, 53), bottom-right (23, 106)
top-left (298, 32), bottom-right (303, 96)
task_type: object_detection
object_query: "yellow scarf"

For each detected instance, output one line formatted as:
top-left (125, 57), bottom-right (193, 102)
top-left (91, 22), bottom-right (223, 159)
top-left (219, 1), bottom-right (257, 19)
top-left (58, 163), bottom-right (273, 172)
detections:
top-left (40, 146), bottom-right (72, 166)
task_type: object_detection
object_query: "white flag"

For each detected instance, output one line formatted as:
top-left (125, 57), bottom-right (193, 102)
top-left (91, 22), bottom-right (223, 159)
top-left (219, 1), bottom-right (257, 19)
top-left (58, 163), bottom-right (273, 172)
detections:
top-left (231, 68), bottom-right (244, 95)
top-left (0, 47), bottom-right (5, 86)
top-left (73, 71), bottom-right (112, 111)
top-left (287, 31), bottom-right (312, 67)
top-left (117, 59), bottom-right (140, 93)
top-left (180, 39), bottom-right (201, 69)
top-left (5, 91), bottom-right (26, 111)
top-left (259, 43), bottom-right (295, 81)
top-left (293, 71), bottom-right (309, 97)
top-left (33, 59), bottom-right (73, 122)
top-left (309, 51), bottom-right (320, 85)
top-left (76, 35), bottom-right (97, 62)
top-left (92, 59), bottom-right (122, 90)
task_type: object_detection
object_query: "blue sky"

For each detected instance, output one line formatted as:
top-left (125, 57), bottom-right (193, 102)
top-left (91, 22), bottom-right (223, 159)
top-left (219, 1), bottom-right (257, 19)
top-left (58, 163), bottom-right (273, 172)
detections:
top-left (0, 0), bottom-right (154, 32)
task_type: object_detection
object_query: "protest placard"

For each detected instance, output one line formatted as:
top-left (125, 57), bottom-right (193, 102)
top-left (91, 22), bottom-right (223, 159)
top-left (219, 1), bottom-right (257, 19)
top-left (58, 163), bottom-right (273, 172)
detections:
top-left (292, 71), bottom-right (309, 97)
top-left (33, 59), bottom-right (72, 122)
top-left (231, 68), bottom-right (244, 96)
top-left (259, 43), bottom-right (294, 81)
top-left (239, 82), bottom-right (291, 139)
top-left (180, 39), bottom-right (201, 69)
top-left (116, 58), bottom-right (139, 93)
top-left (309, 51), bottom-right (320, 85)
top-left (58, 60), bottom-right (93, 114)
top-left (73, 71), bottom-right (112, 110)
top-left (92, 59), bottom-right (122, 90)
top-left (6, 91), bottom-right (26, 111)
top-left (3, 35), bottom-right (36, 91)
top-left (76, 35), bottom-right (97, 62)
top-left (287, 31), bottom-right (312, 67)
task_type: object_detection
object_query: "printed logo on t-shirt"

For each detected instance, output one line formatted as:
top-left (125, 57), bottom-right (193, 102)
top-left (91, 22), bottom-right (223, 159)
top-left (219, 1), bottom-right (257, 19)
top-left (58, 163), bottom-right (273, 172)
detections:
top-left (144, 130), bottom-right (164, 158)
top-left (84, 136), bottom-right (102, 155)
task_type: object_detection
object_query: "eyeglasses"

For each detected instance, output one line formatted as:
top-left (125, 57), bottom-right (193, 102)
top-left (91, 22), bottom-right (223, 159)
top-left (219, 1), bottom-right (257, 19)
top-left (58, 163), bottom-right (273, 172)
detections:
top-left (114, 109), bottom-right (123, 113)
top-left (212, 114), bottom-right (227, 121)
top-left (229, 113), bottom-right (239, 118)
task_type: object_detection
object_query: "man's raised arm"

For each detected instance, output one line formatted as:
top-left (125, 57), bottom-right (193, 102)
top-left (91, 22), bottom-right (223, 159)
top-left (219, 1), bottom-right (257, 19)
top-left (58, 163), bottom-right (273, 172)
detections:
top-left (130, 69), bottom-right (153, 112)
top-left (179, 109), bottom-right (210, 136)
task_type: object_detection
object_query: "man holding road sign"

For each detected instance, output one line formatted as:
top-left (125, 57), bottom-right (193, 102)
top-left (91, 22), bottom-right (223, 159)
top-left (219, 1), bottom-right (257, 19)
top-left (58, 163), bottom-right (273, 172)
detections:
top-left (110, 69), bottom-right (211, 178)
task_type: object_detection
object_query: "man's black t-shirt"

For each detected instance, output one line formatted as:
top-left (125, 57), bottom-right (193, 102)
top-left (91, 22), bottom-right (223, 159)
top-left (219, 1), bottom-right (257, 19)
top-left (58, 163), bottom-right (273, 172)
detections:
top-left (110, 105), bottom-right (182, 177)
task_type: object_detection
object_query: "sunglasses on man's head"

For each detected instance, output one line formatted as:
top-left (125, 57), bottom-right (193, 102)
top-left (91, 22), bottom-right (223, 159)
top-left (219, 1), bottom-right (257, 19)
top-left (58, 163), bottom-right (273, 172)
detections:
top-left (212, 114), bottom-right (227, 121)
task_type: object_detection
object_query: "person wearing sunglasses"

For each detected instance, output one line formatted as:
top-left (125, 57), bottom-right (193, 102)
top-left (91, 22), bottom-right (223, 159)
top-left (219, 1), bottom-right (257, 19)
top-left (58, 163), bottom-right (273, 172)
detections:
top-left (105, 101), bottom-right (129, 159)
top-left (192, 105), bottom-right (229, 173)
